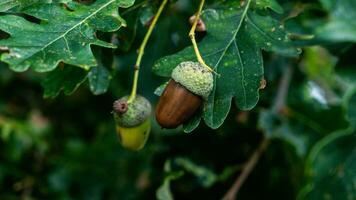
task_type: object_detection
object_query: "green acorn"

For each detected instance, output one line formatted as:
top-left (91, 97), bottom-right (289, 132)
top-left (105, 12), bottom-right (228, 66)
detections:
top-left (156, 61), bottom-right (213, 128)
top-left (113, 95), bottom-right (152, 151)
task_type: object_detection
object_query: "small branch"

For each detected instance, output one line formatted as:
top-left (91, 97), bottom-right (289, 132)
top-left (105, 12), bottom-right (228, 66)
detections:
top-left (221, 139), bottom-right (269, 200)
top-left (127, 0), bottom-right (168, 103)
top-left (272, 65), bottom-right (293, 113)
top-left (221, 63), bottom-right (294, 200)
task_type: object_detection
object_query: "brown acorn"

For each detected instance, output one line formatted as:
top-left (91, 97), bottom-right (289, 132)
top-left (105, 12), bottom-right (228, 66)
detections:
top-left (156, 61), bottom-right (213, 128)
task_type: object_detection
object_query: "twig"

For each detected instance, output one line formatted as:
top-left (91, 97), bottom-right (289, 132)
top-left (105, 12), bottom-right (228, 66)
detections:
top-left (221, 139), bottom-right (269, 200)
top-left (221, 64), bottom-right (295, 200)
top-left (272, 65), bottom-right (293, 113)
top-left (127, 0), bottom-right (168, 103)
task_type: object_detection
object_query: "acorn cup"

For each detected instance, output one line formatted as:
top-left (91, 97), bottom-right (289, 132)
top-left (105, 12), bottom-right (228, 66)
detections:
top-left (113, 95), bottom-right (152, 151)
top-left (156, 61), bottom-right (213, 128)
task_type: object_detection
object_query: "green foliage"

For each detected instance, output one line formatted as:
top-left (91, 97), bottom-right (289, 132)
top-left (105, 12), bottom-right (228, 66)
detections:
top-left (156, 157), bottom-right (219, 199)
top-left (42, 65), bottom-right (87, 97)
top-left (317, 0), bottom-right (356, 42)
top-left (0, 0), bottom-right (133, 72)
top-left (346, 90), bottom-right (356, 125)
top-left (0, 0), bottom-right (55, 12)
top-left (254, 0), bottom-right (284, 14)
top-left (0, 0), bottom-right (356, 199)
top-left (154, 1), bottom-right (300, 130)
top-left (0, 0), bottom-right (20, 11)
top-left (42, 49), bottom-right (113, 98)
top-left (156, 159), bottom-right (184, 200)
top-left (301, 128), bottom-right (356, 199)
top-left (88, 63), bottom-right (111, 95)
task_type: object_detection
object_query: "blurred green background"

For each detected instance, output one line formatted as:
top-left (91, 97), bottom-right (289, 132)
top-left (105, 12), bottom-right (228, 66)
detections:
top-left (1, 0), bottom-right (356, 199)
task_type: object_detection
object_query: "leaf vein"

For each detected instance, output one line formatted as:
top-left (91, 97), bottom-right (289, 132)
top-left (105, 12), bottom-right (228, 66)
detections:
top-left (233, 39), bottom-right (247, 107)
top-left (39, 0), bottom-right (115, 52)
top-left (246, 15), bottom-right (277, 43)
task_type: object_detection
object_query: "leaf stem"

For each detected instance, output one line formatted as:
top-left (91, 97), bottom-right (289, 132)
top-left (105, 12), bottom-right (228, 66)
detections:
top-left (188, 0), bottom-right (215, 73)
top-left (272, 64), bottom-right (293, 113)
top-left (127, 0), bottom-right (168, 103)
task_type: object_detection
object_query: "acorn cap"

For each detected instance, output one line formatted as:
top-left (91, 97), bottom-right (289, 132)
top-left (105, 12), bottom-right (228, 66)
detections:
top-left (171, 61), bottom-right (213, 98)
top-left (113, 95), bottom-right (152, 127)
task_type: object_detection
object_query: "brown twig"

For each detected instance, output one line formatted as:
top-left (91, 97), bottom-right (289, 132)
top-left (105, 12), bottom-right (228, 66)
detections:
top-left (221, 64), bottom-right (294, 200)
top-left (221, 139), bottom-right (269, 200)
top-left (273, 65), bottom-right (293, 113)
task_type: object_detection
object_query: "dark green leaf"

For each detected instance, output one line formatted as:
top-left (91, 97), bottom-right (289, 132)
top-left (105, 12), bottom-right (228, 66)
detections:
top-left (174, 157), bottom-right (217, 187)
top-left (255, 0), bottom-right (284, 14)
top-left (156, 176), bottom-right (174, 200)
top-left (0, 0), bottom-right (20, 12)
top-left (0, 0), bottom-right (134, 72)
top-left (344, 88), bottom-right (356, 126)
top-left (156, 160), bottom-right (184, 200)
top-left (156, 157), bottom-right (218, 200)
top-left (154, 81), bottom-right (168, 96)
top-left (317, 0), bottom-right (356, 42)
top-left (153, 4), bottom-right (300, 130)
top-left (259, 110), bottom-right (309, 156)
top-left (0, 0), bottom-right (52, 12)
top-left (88, 65), bottom-right (111, 95)
top-left (299, 128), bottom-right (356, 199)
top-left (139, 4), bottom-right (155, 26)
top-left (156, 172), bottom-right (181, 200)
top-left (42, 65), bottom-right (87, 98)
top-left (259, 79), bottom-right (350, 157)
top-left (182, 110), bottom-right (201, 133)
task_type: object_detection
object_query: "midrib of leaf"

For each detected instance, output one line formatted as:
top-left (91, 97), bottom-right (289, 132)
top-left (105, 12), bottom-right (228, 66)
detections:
top-left (208, 0), bottom-right (252, 119)
top-left (211, 0), bottom-right (252, 71)
top-left (40, 0), bottom-right (115, 52)
top-left (233, 40), bottom-right (247, 107)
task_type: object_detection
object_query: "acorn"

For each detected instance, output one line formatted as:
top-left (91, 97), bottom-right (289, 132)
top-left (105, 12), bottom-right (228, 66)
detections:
top-left (156, 61), bottom-right (213, 128)
top-left (113, 95), bottom-right (152, 151)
